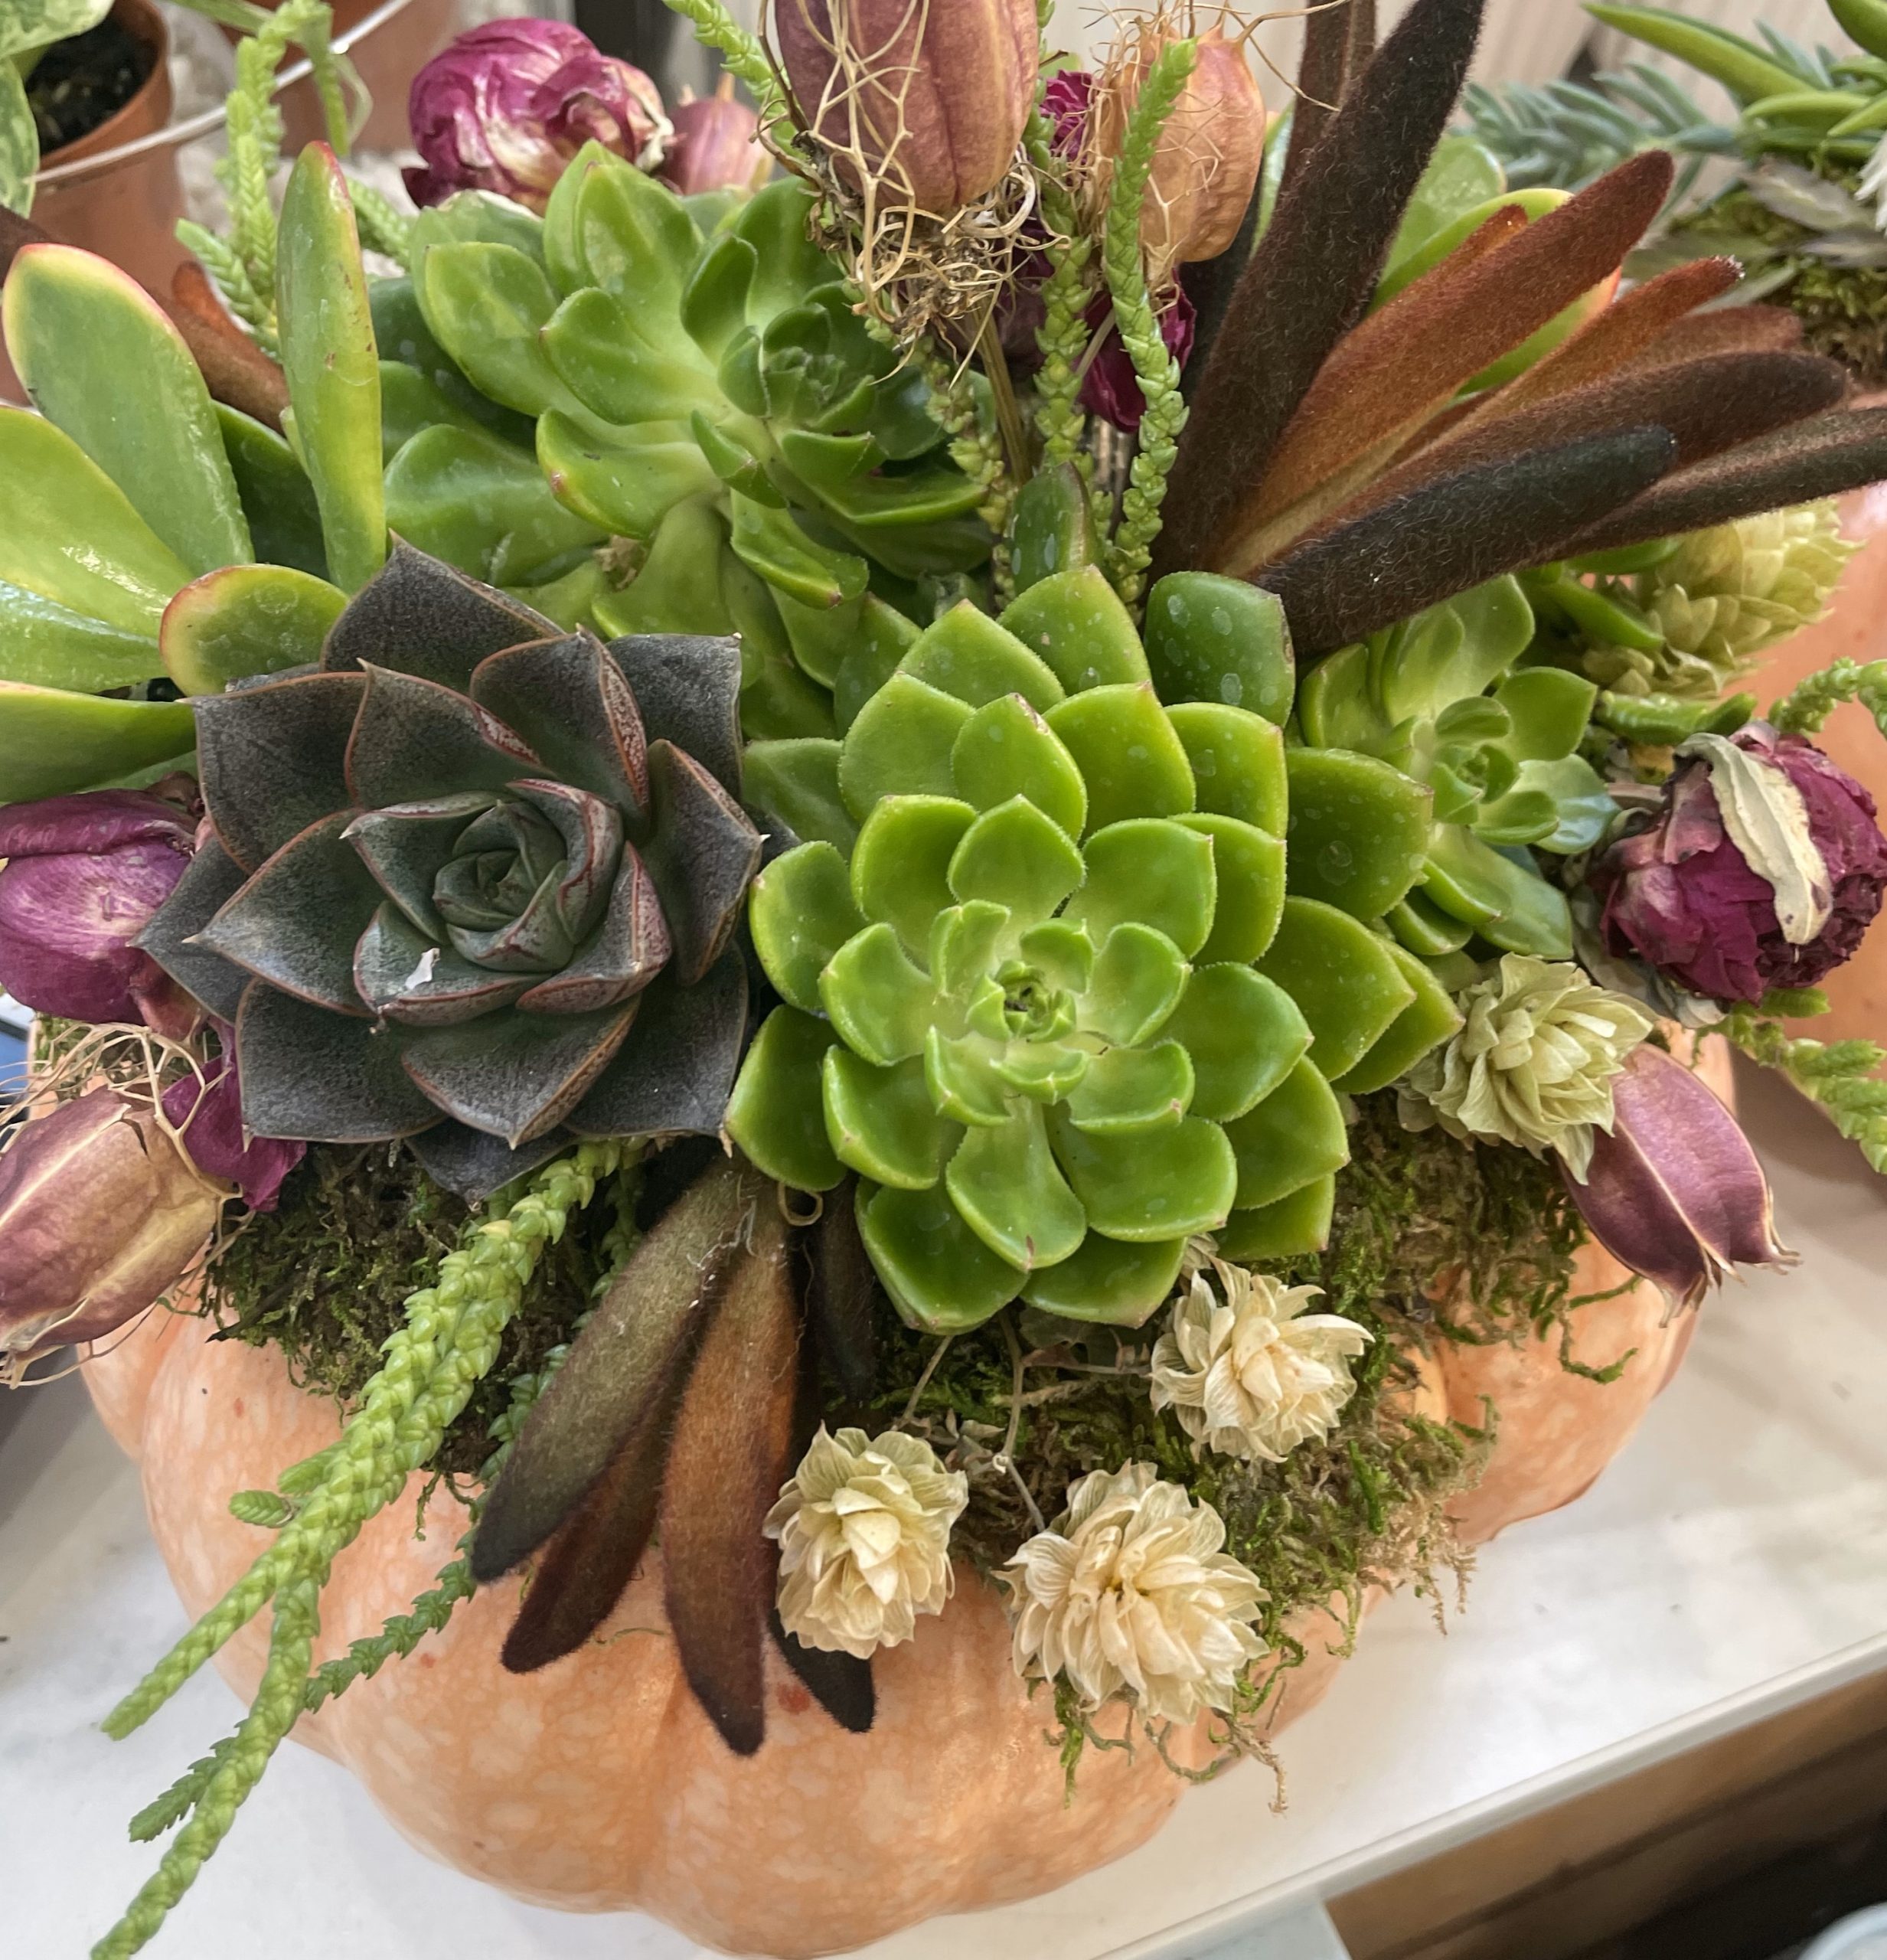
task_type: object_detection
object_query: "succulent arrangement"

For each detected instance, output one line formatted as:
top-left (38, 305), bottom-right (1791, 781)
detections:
top-left (6, 1), bottom-right (1887, 1954)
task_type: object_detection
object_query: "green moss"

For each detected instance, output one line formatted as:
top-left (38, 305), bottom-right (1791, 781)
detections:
top-left (198, 1143), bottom-right (627, 1477)
top-left (1673, 185), bottom-right (1887, 387)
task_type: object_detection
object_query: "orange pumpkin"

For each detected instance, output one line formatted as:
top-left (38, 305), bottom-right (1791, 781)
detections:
top-left (90, 1312), bottom-right (1435, 1954)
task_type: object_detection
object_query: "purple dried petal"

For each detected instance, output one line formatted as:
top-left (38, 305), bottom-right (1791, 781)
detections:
top-left (404, 20), bottom-right (670, 214)
top-left (1564, 1044), bottom-right (1789, 1308)
top-left (162, 1064), bottom-right (305, 1212)
top-left (1081, 286), bottom-right (1197, 433)
top-left (0, 788), bottom-right (193, 859)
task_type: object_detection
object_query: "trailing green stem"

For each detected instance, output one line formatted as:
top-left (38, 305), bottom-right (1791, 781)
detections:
top-left (175, 222), bottom-right (277, 354)
top-left (103, 1145), bottom-right (623, 1740)
top-left (1099, 41), bottom-right (1196, 607)
top-left (1769, 657), bottom-right (1887, 740)
top-left (1027, 107), bottom-right (1098, 473)
top-left (658, 0), bottom-right (785, 135)
top-left (1724, 1001), bottom-right (1887, 1172)
top-left (348, 178), bottom-right (413, 263)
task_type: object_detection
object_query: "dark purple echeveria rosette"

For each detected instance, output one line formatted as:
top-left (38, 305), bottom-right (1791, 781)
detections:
top-left (1592, 723), bottom-right (1887, 1004)
top-left (136, 546), bottom-right (763, 1200)
top-left (403, 18), bottom-right (671, 212)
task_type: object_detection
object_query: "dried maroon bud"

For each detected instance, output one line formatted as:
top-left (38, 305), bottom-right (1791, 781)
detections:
top-left (661, 80), bottom-right (767, 196)
top-left (772, 0), bottom-right (1040, 214)
top-left (161, 1060), bottom-right (304, 1213)
top-left (0, 1089), bottom-right (224, 1370)
top-left (1594, 723), bottom-right (1887, 1004)
top-left (1565, 1044), bottom-right (1791, 1310)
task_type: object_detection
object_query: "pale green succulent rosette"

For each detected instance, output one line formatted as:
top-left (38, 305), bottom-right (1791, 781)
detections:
top-left (727, 565), bottom-right (1462, 1334)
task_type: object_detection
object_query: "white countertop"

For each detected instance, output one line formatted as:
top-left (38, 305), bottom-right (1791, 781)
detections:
top-left (5, 1057), bottom-right (1886, 1960)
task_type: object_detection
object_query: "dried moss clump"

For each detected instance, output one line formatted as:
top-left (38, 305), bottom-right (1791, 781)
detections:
top-left (199, 1144), bottom-right (627, 1477)
top-left (1672, 186), bottom-right (1887, 387)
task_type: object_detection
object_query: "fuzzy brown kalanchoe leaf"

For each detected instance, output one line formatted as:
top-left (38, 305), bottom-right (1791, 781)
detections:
top-left (139, 544), bottom-right (762, 1196)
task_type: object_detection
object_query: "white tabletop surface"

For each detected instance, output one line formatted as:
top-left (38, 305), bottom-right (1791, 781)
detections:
top-left (5, 1056), bottom-right (1886, 1960)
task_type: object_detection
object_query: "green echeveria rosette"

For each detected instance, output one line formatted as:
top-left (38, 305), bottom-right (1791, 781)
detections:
top-left (138, 543), bottom-right (762, 1197)
top-left (727, 565), bottom-right (1460, 1334)
top-left (393, 149), bottom-right (986, 735)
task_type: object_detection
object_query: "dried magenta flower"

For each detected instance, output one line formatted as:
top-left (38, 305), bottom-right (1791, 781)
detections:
top-left (161, 1062), bottom-right (305, 1214)
top-left (403, 19), bottom-right (671, 214)
top-left (0, 788), bottom-right (198, 1037)
top-left (1595, 724), bottom-right (1887, 1004)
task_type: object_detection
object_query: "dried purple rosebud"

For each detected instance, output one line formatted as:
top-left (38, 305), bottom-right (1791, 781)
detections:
top-left (403, 19), bottom-right (671, 214)
top-left (1594, 722), bottom-right (1887, 1004)
top-left (1563, 1044), bottom-right (1791, 1311)
top-left (772, 0), bottom-right (1040, 215)
top-left (661, 78), bottom-right (767, 197)
top-left (0, 789), bottom-right (198, 1035)
top-left (0, 1089), bottom-right (224, 1372)
top-left (161, 1061), bottom-right (304, 1213)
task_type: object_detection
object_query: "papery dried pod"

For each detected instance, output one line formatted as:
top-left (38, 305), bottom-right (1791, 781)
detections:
top-left (0, 1090), bottom-right (224, 1374)
top-left (1092, 18), bottom-right (1267, 283)
top-left (772, 0), bottom-right (1039, 215)
top-left (1564, 1042), bottom-right (1791, 1309)
top-left (661, 77), bottom-right (768, 195)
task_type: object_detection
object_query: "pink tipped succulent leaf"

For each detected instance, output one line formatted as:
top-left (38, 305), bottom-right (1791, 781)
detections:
top-left (1564, 1043), bottom-right (1791, 1310)
top-left (403, 20), bottom-right (671, 213)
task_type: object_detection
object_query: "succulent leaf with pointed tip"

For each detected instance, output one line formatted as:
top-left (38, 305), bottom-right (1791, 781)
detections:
top-left (139, 544), bottom-right (761, 1189)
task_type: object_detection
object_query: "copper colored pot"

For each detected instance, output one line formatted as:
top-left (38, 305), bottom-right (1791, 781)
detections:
top-left (5, 0), bottom-right (186, 403)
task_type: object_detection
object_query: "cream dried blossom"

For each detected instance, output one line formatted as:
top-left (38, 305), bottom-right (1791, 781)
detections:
top-left (1002, 1462), bottom-right (1266, 1723)
top-left (1150, 1260), bottom-right (1372, 1464)
top-left (766, 1426), bottom-right (968, 1660)
top-left (1399, 955), bottom-right (1655, 1179)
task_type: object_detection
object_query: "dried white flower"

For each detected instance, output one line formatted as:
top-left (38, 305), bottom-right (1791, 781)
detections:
top-left (1002, 1462), bottom-right (1267, 1723)
top-left (1399, 954), bottom-right (1655, 1179)
top-left (1150, 1260), bottom-right (1371, 1463)
top-left (765, 1426), bottom-right (968, 1660)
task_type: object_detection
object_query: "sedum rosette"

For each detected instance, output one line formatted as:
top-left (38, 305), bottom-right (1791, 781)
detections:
top-left (1150, 1260), bottom-right (1372, 1464)
top-left (727, 569), bottom-right (1453, 1331)
top-left (766, 1426), bottom-right (968, 1660)
top-left (1002, 1462), bottom-right (1267, 1723)
top-left (138, 545), bottom-right (762, 1196)
top-left (1399, 955), bottom-right (1655, 1179)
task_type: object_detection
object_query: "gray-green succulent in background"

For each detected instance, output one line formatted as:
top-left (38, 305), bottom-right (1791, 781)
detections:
top-left (389, 149), bottom-right (988, 738)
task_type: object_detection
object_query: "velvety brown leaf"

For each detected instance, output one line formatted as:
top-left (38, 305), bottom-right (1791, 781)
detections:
top-left (660, 1200), bottom-right (802, 1757)
top-left (805, 1178), bottom-right (880, 1403)
top-left (1471, 256), bottom-right (1740, 417)
top-left (1615, 301), bottom-right (1805, 369)
top-left (769, 1609), bottom-right (875, 1734)
top-left (1227, 151), bottom-right (1676, 562)
top-left (471, 1155), bottom-right (759, 1583)
top-left (1332, 349), bottom-right (1847, 527)
top-left (1153, 0), bottom-right (1487, 580)
top-left (1255, 425), bottom-right (1677, 652)
top-left (1563, 406), bottom-right (1887, 557)
top-left (168, 263), bottom-right (289, 430)
top-left (1285, 0), bottom-right (1379, 188)
top-left (498, 1366), bottom-right (684, 1673)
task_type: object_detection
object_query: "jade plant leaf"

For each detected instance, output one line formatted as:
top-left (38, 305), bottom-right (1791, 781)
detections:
top-left (0, 682), bottom-right (194, 804)
top-left (160, 566), bottom-right (349, 696)
top-left (1178, 812), bottom-right (1286, 964)
top-left (0, 409), bottom-right (190, 634)
top-left (1223, 1057), bottom-right (1350, 1210)
top-left (1007, 466), bottom-right (1102, 596)
top-left (4, 246), bottom-right (253, 576)
top-left (946, 1102), bottom-right (1087, 1270)
top-left (1332, 942), bottom-right (1464, 1094)
top-left (748, 842), bottom-right (864, 1012)
top-left (0, 580), bottom-right (158, 693)
top-left (217, 406), bottom-right (328, 581)
top-left (1066, 819), bottom-right (1216, 957)
top-left (857, 1181), bottom-right (1021, 1333)
top-left (1046, 684), bottom-right (1197, 832)
top-left (822, 1049), bottom-right (955, 1188)
top-left (838, 675), bottom-right (973, 818)
top-left (1143, 573), bottom-right (1295, 724)
top-left (900, 603), bottom-right (1066, 714)
top-left (1284, 748), bottom-right (1434, 918)
top-left (1258, 897), bottom-right (1417, 1079)
top-left (1166, 703), bottom-right (1288, 834)
top-left (1421, 824), bottom-right (1575, 957)
top-left (951, 694), bottom-right (1089, 839)
top-left (1050, 1111), bottom-right (1238, 1243)
top-left (997, 566), bottom-right (1151, 694)
top-left (723, 1006), bottom-right (843, 1191)
top-left (1021, 1232), bottom-right (1190, 1327)
top-left (1216, 1174), bottom-right (1338, 1263)
top-left (276, 145), bottom-right (386, 595)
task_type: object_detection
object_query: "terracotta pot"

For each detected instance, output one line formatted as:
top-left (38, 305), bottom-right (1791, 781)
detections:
top-left (1756, 482), bottom-right (1887, 1055)
top-left (83, 1316), bottom-right (1450, 1953)
top-left (2, 0), bottom-right (184, 401)
top-left (239, 0), bottom-right (459, 157)
top-left (1438, 1035), bottom-right (1737, 1545)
